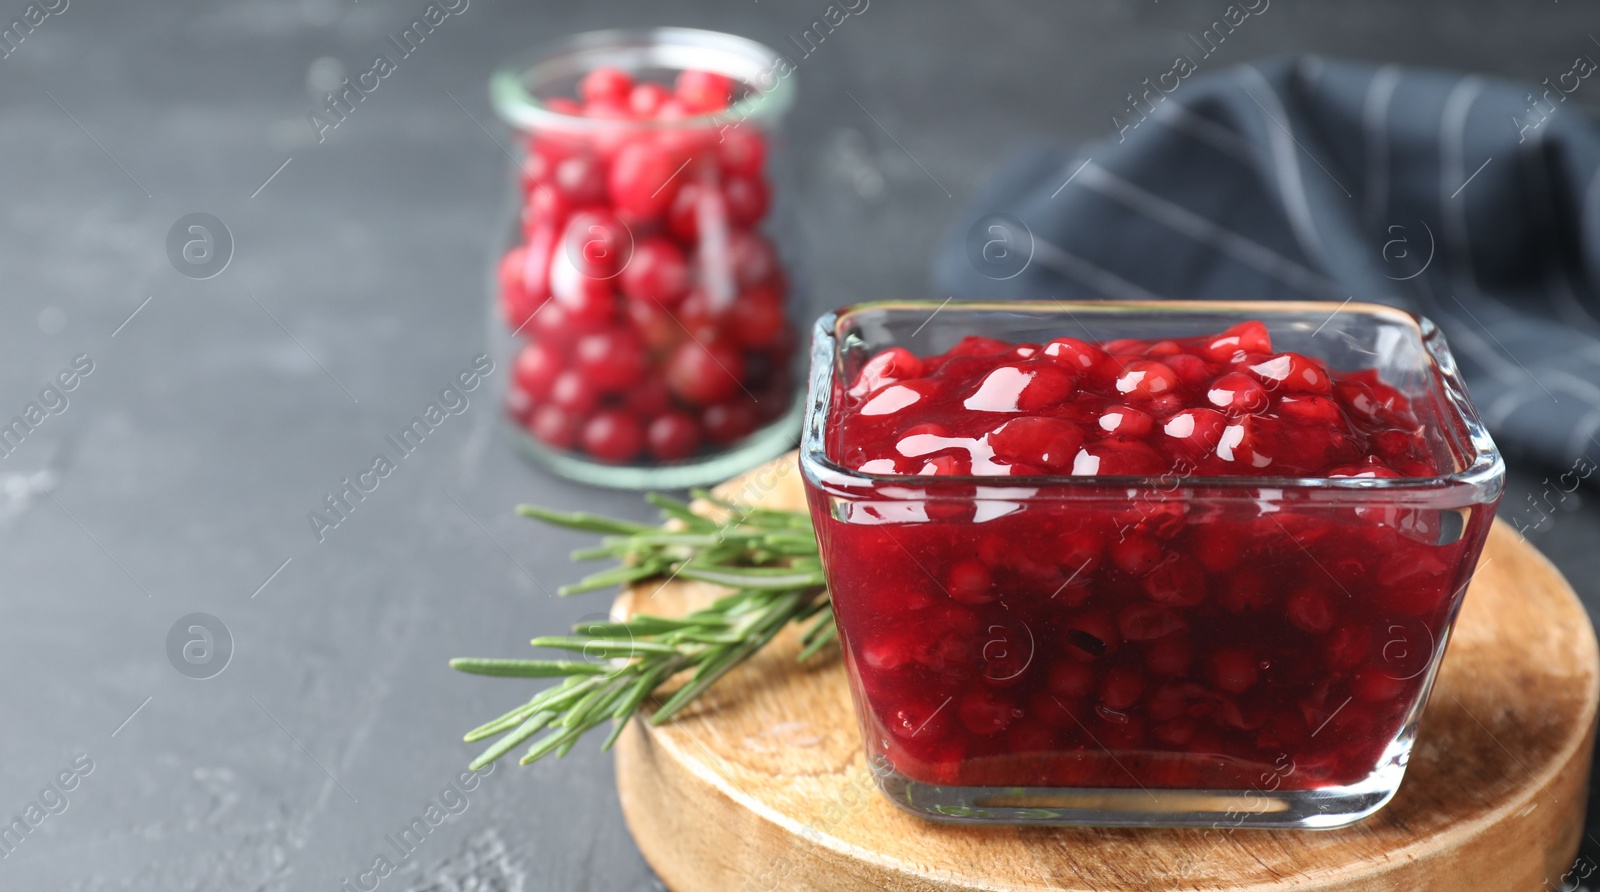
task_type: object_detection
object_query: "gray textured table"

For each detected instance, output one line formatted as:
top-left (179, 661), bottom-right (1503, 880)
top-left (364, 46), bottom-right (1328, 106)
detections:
top-left (3, 1), bottom-right (1597, 889)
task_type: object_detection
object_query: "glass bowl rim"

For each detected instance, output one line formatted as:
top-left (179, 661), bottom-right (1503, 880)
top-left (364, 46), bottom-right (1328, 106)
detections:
top-left (800, 299), bottom-right (1505, 503)
top-left (490, 27), bottom-right (796, 134)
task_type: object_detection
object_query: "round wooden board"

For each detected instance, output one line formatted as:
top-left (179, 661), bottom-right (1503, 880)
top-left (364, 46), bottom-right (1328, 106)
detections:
top-left (614, 454), bottom-right (1599, 892)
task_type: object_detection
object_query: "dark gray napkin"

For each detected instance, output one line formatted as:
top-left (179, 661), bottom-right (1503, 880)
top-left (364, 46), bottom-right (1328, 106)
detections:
top-left (934, 55), bottom-right (1600, 480)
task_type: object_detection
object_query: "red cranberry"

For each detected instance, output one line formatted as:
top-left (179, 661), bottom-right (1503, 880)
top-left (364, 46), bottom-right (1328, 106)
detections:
top-left (1164, 353), bottom-right (1212, 386)
top-left (1109, 533), bottom-right (1165, 576)
top-left (1207, 649), bottom-right (1259, 693)
top-left (702, 400), bottom-right (759, 445)
top-left (580, 410), bottom-right (644, 463)
top-left (498, 245), bottom-right (540, 330)
top-left (1114, 360), bottom-right (1179, 400)
top-left (620, 237), bottom-right (690, 307)
top-left (1160, 408), bottom-right (1227, 456)
top-left (1350, 669), bottom-right (1406, 702)
top-left (580, 67), bottom-right (632, 105)
top-left (646, 412), bottom-right (701, 461)
top-left (573, 328), bottom-right (648, 393)
top-left (665, 181), bottom-right (706, 242)
top-left (1117, 604), bottom-right (1187, 641)
top-left (1206, 371), bottom-right (1269, 414)
top-left (958, 691), bottom-right (1018, 735)
top-left (1047, 661), bottom-right (1096, 699)
top-left (549, 253), bottom-right (617, 324)
top-left (728, 229), bottom-right (780, 288)
top-left (624, 378), bottom-right (674, 417)
top-left (1041, 337), bottom-right (1106, 373)
top-left (728, 284), bottom-right (786, 349)
top-left (609, 141), bottom-right (686, 220)
top-left (522, 180), bottom-right (570, 231)
top-left (1276, 394), bottom-right (1343, 426)
top-left (723, 175), bottom-right (770, 226)
top-left (1287, 586), bottom-right (1336, 634)
top-left (553, 154), bottom-right (606, 204)
top-left (1099, 667), bottom-right (1145, 710)
top-left (851, 348), bottom-right (925, 398)
top-left (627, 82), bottom-right (671, 117)
top-left (1248, 352), bottom-right (1333, 394)
top-left (1072, 440), bottom-right (1166, 476)
top-left (528, 404), bottom-right (581, 448)
top-left (666, 340), bottom-right (746, 406)
top-left (1142, 557), bottom-right (1206, 606)
top-left (513, 341), bottom-right (563, 399)
top-left (625, 297), bottom-right (682, 353)
top-left (919, 454), bottom-right (970, 476)
top-left (946, 559), bottom-right (996, 604)
top-left (548, 369), bottom-right (600, 414)
top-left (718, 126), bottom-right (767, 176)
top-left (675, 69), bottom-right (734, 113)
top-left (1199, 320), bottom-right (1273, 363)
top-left (987, 417), bottom-right (1085, 472)
top-left (1096, 405), bottom-right (1153, 438)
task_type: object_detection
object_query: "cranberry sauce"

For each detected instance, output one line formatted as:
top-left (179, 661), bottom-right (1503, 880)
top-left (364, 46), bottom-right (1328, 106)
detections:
top-left (812, 322), bottom-right (1490, 791)
top-left (501, 66), bottom-right (794, 466)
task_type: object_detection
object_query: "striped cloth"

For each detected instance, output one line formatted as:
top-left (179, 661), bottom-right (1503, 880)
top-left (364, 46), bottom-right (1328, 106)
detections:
top-left (934, 56), bottom-right (1600, 478)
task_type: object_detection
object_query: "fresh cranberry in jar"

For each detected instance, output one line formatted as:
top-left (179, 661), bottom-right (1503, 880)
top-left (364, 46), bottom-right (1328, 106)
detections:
top-left (573, 328), bottom-right (649, 393)
top-left (702, 400), bottom-right (759, 445)
top-left (548, 369), bottom-right (601, 414)
top-left (580, 410), bottom-right (645, 463)
top-left (646, 411), bottom-right (702, 461)
top-left (513, 341), bottom-right (563, 400)
top-left (667, 341), bottom-right (747, 407)
top-left (718, 126), bottom-right (767, 177)
top-left (620, 237), bottom-right (690, 307)
top-left (723, 175), bottom-right (770, 226)
top-left (627, 82), bottom-right (671, 117)
top-left (675, 69), bottom-right (733, 113)
top-left (607, 141), bottom-right (685, 220)
top-left (728, 283), bottom-right (786, 349)
top-left (528, 404), bottom-right (582, 448)
top-left (580, 67), bottom-right (632, 105)
top-left (552, 154), bottom-right (607, 204)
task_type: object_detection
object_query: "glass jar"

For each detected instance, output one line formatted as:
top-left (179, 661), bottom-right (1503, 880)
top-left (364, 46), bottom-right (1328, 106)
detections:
top-left (800, 300), bottom-right (1505, 828)
top-left (489, 28), bottom-right (803, 489)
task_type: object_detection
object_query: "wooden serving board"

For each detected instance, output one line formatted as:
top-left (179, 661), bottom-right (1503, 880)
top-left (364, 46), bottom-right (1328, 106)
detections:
top-left (613, 454), bottom-right (1599, 891)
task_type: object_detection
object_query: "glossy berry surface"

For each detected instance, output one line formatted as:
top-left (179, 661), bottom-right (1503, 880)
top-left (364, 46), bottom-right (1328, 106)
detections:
top-left (813, 322), bottom-right (1492, 793)
top-left (497, 67), bottom-right (793, 466)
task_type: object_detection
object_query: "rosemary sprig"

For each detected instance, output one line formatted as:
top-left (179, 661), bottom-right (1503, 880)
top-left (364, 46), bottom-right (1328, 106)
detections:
top-left (451, 491), bottom-right (831, 770)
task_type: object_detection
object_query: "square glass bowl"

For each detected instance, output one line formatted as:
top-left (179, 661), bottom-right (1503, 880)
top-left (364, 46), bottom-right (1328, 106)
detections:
top-left (798, 300), bottom-right (1504, 828)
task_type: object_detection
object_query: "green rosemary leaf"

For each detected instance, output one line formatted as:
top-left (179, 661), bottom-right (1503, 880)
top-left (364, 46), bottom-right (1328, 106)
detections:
top-left (529, 636), bottom-right (683, 657)
top-left (460, 495), bottom-right (836, 771)
top-left (676, 565), bottom-right (825, 589)
top-left (516, 505), bottom-right (654, 535)
top-left (448, 658), bottom-right (611, 678)
top-left (645, 493), bottom-right (718, 530)
top-left (557, 562), bottom-right (667, 595)
top-left (468, 711), bottom-right (555, 771)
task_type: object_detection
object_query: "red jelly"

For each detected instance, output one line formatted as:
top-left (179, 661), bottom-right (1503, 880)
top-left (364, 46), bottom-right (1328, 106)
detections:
top-left (802, 302), bottom-right (1504, 826)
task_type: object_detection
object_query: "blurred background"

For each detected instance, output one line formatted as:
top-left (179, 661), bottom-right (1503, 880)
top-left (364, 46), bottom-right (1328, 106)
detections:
top-left (2, 1), bottom-right (1597, 888)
